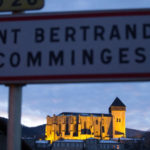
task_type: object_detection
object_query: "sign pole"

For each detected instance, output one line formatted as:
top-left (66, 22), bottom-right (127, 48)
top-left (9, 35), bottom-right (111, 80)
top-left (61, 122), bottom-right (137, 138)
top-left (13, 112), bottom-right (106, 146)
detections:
top-left (6, 10), bottom-right (24, 150)
top-left (7, 84), bottom-right (23, 150)
top-left (0, 2), bottom-right (44, 150)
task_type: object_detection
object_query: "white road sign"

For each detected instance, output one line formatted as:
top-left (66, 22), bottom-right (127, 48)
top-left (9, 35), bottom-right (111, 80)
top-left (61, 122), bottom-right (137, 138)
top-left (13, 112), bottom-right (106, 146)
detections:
top-left (0, 10), bottom-right (150, 83)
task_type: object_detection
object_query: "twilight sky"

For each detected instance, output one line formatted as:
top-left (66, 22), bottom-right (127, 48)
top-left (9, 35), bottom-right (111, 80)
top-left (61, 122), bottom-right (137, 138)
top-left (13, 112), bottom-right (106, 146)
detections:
top-left (0, 0), bottom-right (150, 131)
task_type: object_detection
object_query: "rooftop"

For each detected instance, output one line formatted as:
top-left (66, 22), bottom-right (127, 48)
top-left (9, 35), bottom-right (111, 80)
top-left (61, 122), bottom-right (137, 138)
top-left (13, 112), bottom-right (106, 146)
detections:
top-left (99, 140), bottom-right (118, 143)
top-left (55, 139), bottom-right (84, 143)
top-left (110, 97), bottom-right (126, 107)
top-left (58, 112), bottom-right (112, 117)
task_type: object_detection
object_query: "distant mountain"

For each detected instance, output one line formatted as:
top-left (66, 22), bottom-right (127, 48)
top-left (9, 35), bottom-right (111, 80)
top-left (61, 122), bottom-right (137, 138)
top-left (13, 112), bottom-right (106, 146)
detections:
top-left (22, 124), bottom-right (45, 138)
top-left (0, 117), bottom-right (7, 123)
top-left (126, 128), bottom-right (146, 138)
top-left (0, 117), bottom-right (45, 138)
top-left (0, 117), bottom-right (147, 138)
top-left (0, 117), bottom-right (7, 134)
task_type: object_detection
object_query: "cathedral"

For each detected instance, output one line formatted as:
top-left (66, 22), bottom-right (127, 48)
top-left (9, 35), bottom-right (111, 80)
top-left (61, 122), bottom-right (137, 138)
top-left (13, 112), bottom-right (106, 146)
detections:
top-left (45, 97), bottom-right (126, 143)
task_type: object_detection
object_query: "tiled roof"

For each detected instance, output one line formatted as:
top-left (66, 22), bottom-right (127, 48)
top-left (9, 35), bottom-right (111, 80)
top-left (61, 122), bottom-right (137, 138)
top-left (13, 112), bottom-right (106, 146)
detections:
top-left (110, 97), bottom-right (126, 107)
top-left (58, 112), bottom-right (112, 117)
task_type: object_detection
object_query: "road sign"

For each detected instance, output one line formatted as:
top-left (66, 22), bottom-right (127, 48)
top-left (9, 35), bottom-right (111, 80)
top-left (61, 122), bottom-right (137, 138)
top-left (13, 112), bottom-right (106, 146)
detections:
top-left (1, 9), bottom-right (150, 83)
top-left (0, 0), bottom-right (44, 11)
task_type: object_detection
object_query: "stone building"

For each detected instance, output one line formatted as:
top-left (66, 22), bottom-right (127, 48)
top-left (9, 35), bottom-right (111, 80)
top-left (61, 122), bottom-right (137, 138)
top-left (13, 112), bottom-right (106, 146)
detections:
top-left (45, 97), bottom-right (126, 143)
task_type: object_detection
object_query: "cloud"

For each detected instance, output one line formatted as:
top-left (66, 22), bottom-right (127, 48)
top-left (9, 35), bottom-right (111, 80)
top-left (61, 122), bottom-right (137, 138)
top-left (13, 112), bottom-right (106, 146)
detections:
top-left (1, 77), bottom-right (150, 130)
top-left (126, 108), bottom-right (150, 130)
top-left (0, 111), bottom-right (8, 118)
top-left (22, 115), bottom-right (46, 127)
top-left (0, 98), bottom-right (8, 118)
top-left (1, 82), bottom-right (150, 130)
top-left (22, 105), bottom-right (46, 127)
top-left (20, 82), bottom-right (150, 129)
top-left (51, 98), bottom-right (63, 104)
top-left (0, 100), bottom-right (8, 108)
top-left (42, 0), bottom-right (150, 12)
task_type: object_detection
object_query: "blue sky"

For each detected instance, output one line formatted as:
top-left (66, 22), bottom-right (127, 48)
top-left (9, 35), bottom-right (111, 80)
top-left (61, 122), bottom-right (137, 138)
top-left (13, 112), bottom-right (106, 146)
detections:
top-left (1, 0), bottom-right (150, 131)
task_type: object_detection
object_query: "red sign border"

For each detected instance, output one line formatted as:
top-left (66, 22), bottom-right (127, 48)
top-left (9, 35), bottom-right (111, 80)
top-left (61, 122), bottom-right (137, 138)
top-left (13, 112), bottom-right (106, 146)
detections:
top-left (1, 9), bottom-right (150, 22)
top-left (0, 73), bottom-right (150, 84)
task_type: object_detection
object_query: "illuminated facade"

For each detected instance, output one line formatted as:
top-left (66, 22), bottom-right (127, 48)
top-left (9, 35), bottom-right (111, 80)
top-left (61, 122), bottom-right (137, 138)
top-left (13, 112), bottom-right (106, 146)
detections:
top-left (45, 97), bottom-right (126, 143)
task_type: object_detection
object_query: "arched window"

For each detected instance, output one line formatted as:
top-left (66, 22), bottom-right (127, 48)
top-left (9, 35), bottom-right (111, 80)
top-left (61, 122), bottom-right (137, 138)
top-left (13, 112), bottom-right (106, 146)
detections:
top-left (84, 121), bottom-right (86, 129)
top-left (116, 118), bottom-right (121, 122)
top-left (96, 120), bottom-right (98, 125)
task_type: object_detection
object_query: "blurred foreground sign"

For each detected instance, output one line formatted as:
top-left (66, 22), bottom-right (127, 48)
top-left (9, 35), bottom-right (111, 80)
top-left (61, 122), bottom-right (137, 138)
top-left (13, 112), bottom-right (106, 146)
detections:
top-left (1, 10), bottom-right (150, 84)
top-left (0, 0), bottom-right (44, 11)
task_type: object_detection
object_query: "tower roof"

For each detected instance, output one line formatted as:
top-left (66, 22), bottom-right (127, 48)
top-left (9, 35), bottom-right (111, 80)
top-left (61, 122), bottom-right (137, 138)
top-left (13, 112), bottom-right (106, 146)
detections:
top-left (110, 97), bottom-right (126, 107)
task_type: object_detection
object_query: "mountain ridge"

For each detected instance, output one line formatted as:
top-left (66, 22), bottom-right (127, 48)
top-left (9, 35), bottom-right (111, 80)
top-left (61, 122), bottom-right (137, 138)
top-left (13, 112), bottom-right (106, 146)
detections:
top-left (0, 117), bottom-right (146, 138)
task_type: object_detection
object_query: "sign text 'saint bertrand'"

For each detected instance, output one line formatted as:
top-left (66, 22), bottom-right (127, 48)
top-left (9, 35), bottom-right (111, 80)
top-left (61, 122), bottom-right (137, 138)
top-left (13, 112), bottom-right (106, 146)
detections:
top-left (0, 24), bottom-right (148, 68)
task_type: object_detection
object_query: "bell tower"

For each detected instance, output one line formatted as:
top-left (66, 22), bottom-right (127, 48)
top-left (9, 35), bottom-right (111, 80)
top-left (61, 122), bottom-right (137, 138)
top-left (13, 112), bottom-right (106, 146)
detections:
top-left (109, 97), bottom-right (126, 138)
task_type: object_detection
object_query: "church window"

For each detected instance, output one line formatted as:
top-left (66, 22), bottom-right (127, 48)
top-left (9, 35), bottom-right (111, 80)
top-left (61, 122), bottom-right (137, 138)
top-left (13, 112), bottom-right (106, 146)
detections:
top-left (84, 121), bottom-right (86, 129)
top-left (96, 120), bottom-right (98, 125)
top-left (59, 124), bottom-right (61, 134)
top-left (116, 118), bottom-right (121, 122)
top-left (102, 126), bottom-right (105, 133)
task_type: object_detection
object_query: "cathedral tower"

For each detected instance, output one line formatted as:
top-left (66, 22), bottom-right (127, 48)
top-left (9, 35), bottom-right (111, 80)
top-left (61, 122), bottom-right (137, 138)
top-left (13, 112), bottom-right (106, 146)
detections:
top-left (109, 97), bottom-right (126, 138)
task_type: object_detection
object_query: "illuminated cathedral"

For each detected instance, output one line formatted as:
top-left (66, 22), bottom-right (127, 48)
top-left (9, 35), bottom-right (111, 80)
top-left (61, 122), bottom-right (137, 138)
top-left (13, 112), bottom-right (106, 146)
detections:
top-left (45, 97), bottom-right (126, 143)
